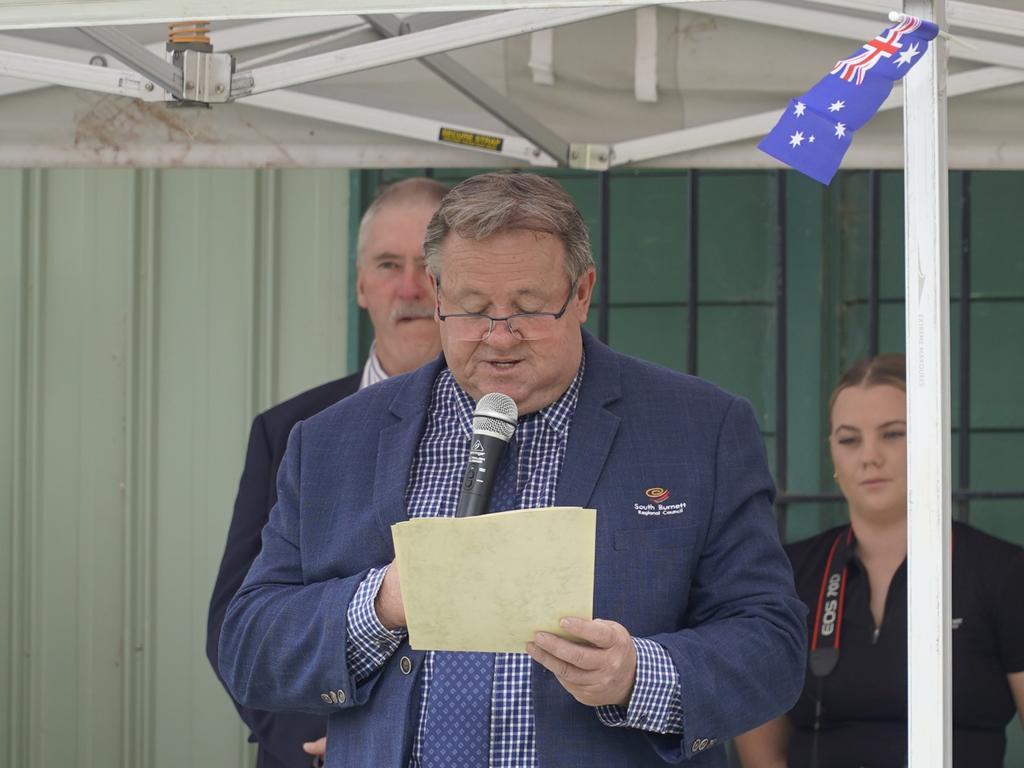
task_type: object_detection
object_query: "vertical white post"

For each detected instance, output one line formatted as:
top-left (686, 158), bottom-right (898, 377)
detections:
top-left (902, 1), bottom-right (951, 767)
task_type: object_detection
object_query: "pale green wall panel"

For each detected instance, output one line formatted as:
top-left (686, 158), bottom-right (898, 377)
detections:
top-left (0, 167), bottom-right (350, 768)
top-left (35, 170), bottom-right (135, 768)
top-left (0, 169), bottom-right (28, 768)
top-left (273, 171), bottom-right (350, 405)
top-left (149, 168), bottom-right (255, 768)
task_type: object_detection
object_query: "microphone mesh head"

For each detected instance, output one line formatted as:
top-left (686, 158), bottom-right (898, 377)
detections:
top-left (472, 392), bottom-right (518, 441)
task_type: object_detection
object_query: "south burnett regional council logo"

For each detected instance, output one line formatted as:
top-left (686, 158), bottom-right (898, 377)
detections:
top-left (636, 487), bottom-right (686, 516)
top-left (645, 487), bottom-right (670, 503)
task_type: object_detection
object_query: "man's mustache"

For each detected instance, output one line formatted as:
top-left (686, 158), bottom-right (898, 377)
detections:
top-left (390, 303), bottom-right (435, 323)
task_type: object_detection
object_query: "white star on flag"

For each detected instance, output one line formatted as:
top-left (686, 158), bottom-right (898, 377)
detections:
top-left (789, 131), bottom-right (805, 148)
top-left (793, 101), bottom-right (807, 117)
top-left (828, 100), bottom-right (846, 112)
top-left (809, 135), bottom-right (816, 143)
top-left (835, 122), bottom-right (847, 139)
top-left (895, 42), bottom-right (920, 67)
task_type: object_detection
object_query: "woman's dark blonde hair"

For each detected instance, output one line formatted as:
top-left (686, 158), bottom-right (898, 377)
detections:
top-left (828, 354), bottom-right (906, 425)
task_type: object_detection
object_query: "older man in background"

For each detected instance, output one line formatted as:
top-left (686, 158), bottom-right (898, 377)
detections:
top-left (207, 177), bottom-right (446, 768)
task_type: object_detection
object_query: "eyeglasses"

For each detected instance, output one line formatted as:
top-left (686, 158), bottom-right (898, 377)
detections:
top-left (436, 279), bottom-right (577, 341)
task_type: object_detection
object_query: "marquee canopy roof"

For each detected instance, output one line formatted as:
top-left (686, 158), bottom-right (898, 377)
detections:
top-left (0, 0), bottom-right (1021, 169)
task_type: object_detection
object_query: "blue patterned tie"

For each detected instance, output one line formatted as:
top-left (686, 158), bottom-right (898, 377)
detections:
top-left (420, 436), bottom-right (519, 767)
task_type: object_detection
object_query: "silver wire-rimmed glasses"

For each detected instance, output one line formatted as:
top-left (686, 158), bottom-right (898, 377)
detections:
top-left (435, 279), bottom-right (577, 341)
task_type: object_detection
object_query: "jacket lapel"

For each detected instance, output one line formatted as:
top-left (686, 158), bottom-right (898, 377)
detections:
top-left (373, 357), bottom-right (444, 539)
top-left (555, 332), bottom-right (622, 508)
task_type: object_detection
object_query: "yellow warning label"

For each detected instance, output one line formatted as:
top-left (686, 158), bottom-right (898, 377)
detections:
top-left (438, 127), bottom-right (504, 152)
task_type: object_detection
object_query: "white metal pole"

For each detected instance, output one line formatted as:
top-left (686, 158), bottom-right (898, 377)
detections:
top-left (902, 1), bottom-right (952, 767)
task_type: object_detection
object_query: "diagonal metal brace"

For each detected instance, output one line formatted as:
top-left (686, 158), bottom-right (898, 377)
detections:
top-left (77, 25), bottom-right (181, 98)
top-left (363, 13), bottom-right (570, 165)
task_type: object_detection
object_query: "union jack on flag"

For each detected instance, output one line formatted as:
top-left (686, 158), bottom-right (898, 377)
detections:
top-left (831, 14), bottom-right (929, 85)
top-left (758, 14), bottom-right (940, 185)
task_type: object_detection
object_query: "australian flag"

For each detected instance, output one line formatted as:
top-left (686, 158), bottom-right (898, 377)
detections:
top-left (758, 14), bottom-right (940, 185)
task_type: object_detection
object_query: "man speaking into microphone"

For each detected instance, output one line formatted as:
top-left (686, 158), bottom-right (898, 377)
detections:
top-left (219, 173), bottom-right (806, 767)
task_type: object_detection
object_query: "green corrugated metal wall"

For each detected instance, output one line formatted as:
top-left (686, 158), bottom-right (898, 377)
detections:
top-left (1, 166), bottom-right (1020, 767)
top-left (0, 168), bottom-right (350, 768)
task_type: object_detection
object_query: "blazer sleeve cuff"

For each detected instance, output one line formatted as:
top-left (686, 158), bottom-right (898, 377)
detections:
top-left (345, 564), bottom-right (408, 683)
top-left (595, 637), bottom-right (683, 734)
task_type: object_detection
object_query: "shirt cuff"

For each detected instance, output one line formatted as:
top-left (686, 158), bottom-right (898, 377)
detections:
top-left (345, 565), bottom-right (408, 683)
top-left (595, 637), bottom-right (683, 734)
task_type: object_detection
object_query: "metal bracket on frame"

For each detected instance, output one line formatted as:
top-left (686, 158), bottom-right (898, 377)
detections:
top-left (568, 143), bottom-right (611, 170)
top-left (181, 50), bottom-right (234, 102)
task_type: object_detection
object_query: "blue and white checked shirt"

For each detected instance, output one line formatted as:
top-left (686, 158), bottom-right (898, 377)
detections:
top-left (346, 357), bottom-right (683, 766)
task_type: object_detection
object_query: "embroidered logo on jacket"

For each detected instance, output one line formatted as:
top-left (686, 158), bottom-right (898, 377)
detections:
top-left (635, 487), bottom-right (687, 516)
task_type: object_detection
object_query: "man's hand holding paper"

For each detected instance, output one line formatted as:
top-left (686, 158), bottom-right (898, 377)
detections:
top-left (391, 504), bottom-right (639, 709)
top-left (527, 616), bottom-right (638, 707)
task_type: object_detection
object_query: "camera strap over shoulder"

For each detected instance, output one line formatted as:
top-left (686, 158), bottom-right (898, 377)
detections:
top-left (809, 527), bottom-right (855, 678)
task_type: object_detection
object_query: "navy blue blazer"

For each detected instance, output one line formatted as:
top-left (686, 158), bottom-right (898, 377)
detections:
top-left (220, 332), bottom-right (807, 767)
top-left (207, 373), bottom-right (360, 768)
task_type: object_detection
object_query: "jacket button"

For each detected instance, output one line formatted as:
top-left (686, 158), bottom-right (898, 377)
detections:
top-left (320, 693), bottom-right (331, 704)
top-left (329, 691), bottom-right (339, 704)
top-left (699, 738), bottom-right (710, 750)
top-left (400, 656), bottom-right (413, 675)
top-left (336, 689), bottom-right (347, 704)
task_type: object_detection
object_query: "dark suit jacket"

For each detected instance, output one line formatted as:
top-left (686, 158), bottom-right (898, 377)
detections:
top-left (219, 331), bottom-right (807, 767)
top-left (207, 373), bottom-right (361, 768)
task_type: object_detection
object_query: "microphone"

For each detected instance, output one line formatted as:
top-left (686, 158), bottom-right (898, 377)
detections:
top-left (454, 392), bottom-right (518, 518)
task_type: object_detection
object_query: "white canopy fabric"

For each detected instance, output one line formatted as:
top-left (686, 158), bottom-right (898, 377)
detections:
top-left (0, 0), bottom-right (1020, 168)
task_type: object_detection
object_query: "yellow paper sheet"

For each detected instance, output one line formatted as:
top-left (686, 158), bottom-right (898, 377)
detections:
top-left (391, 507), bottom-right (596, 653)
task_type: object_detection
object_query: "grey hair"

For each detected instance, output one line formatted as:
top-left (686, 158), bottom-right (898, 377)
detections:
top-left (423, 172), bottom-right (594, 282)
top-left (356, 177), bottom-right (448, 263)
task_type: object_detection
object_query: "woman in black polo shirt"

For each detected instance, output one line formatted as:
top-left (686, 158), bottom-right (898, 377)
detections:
top-left (735, 354), bottom-right (1024, 768)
